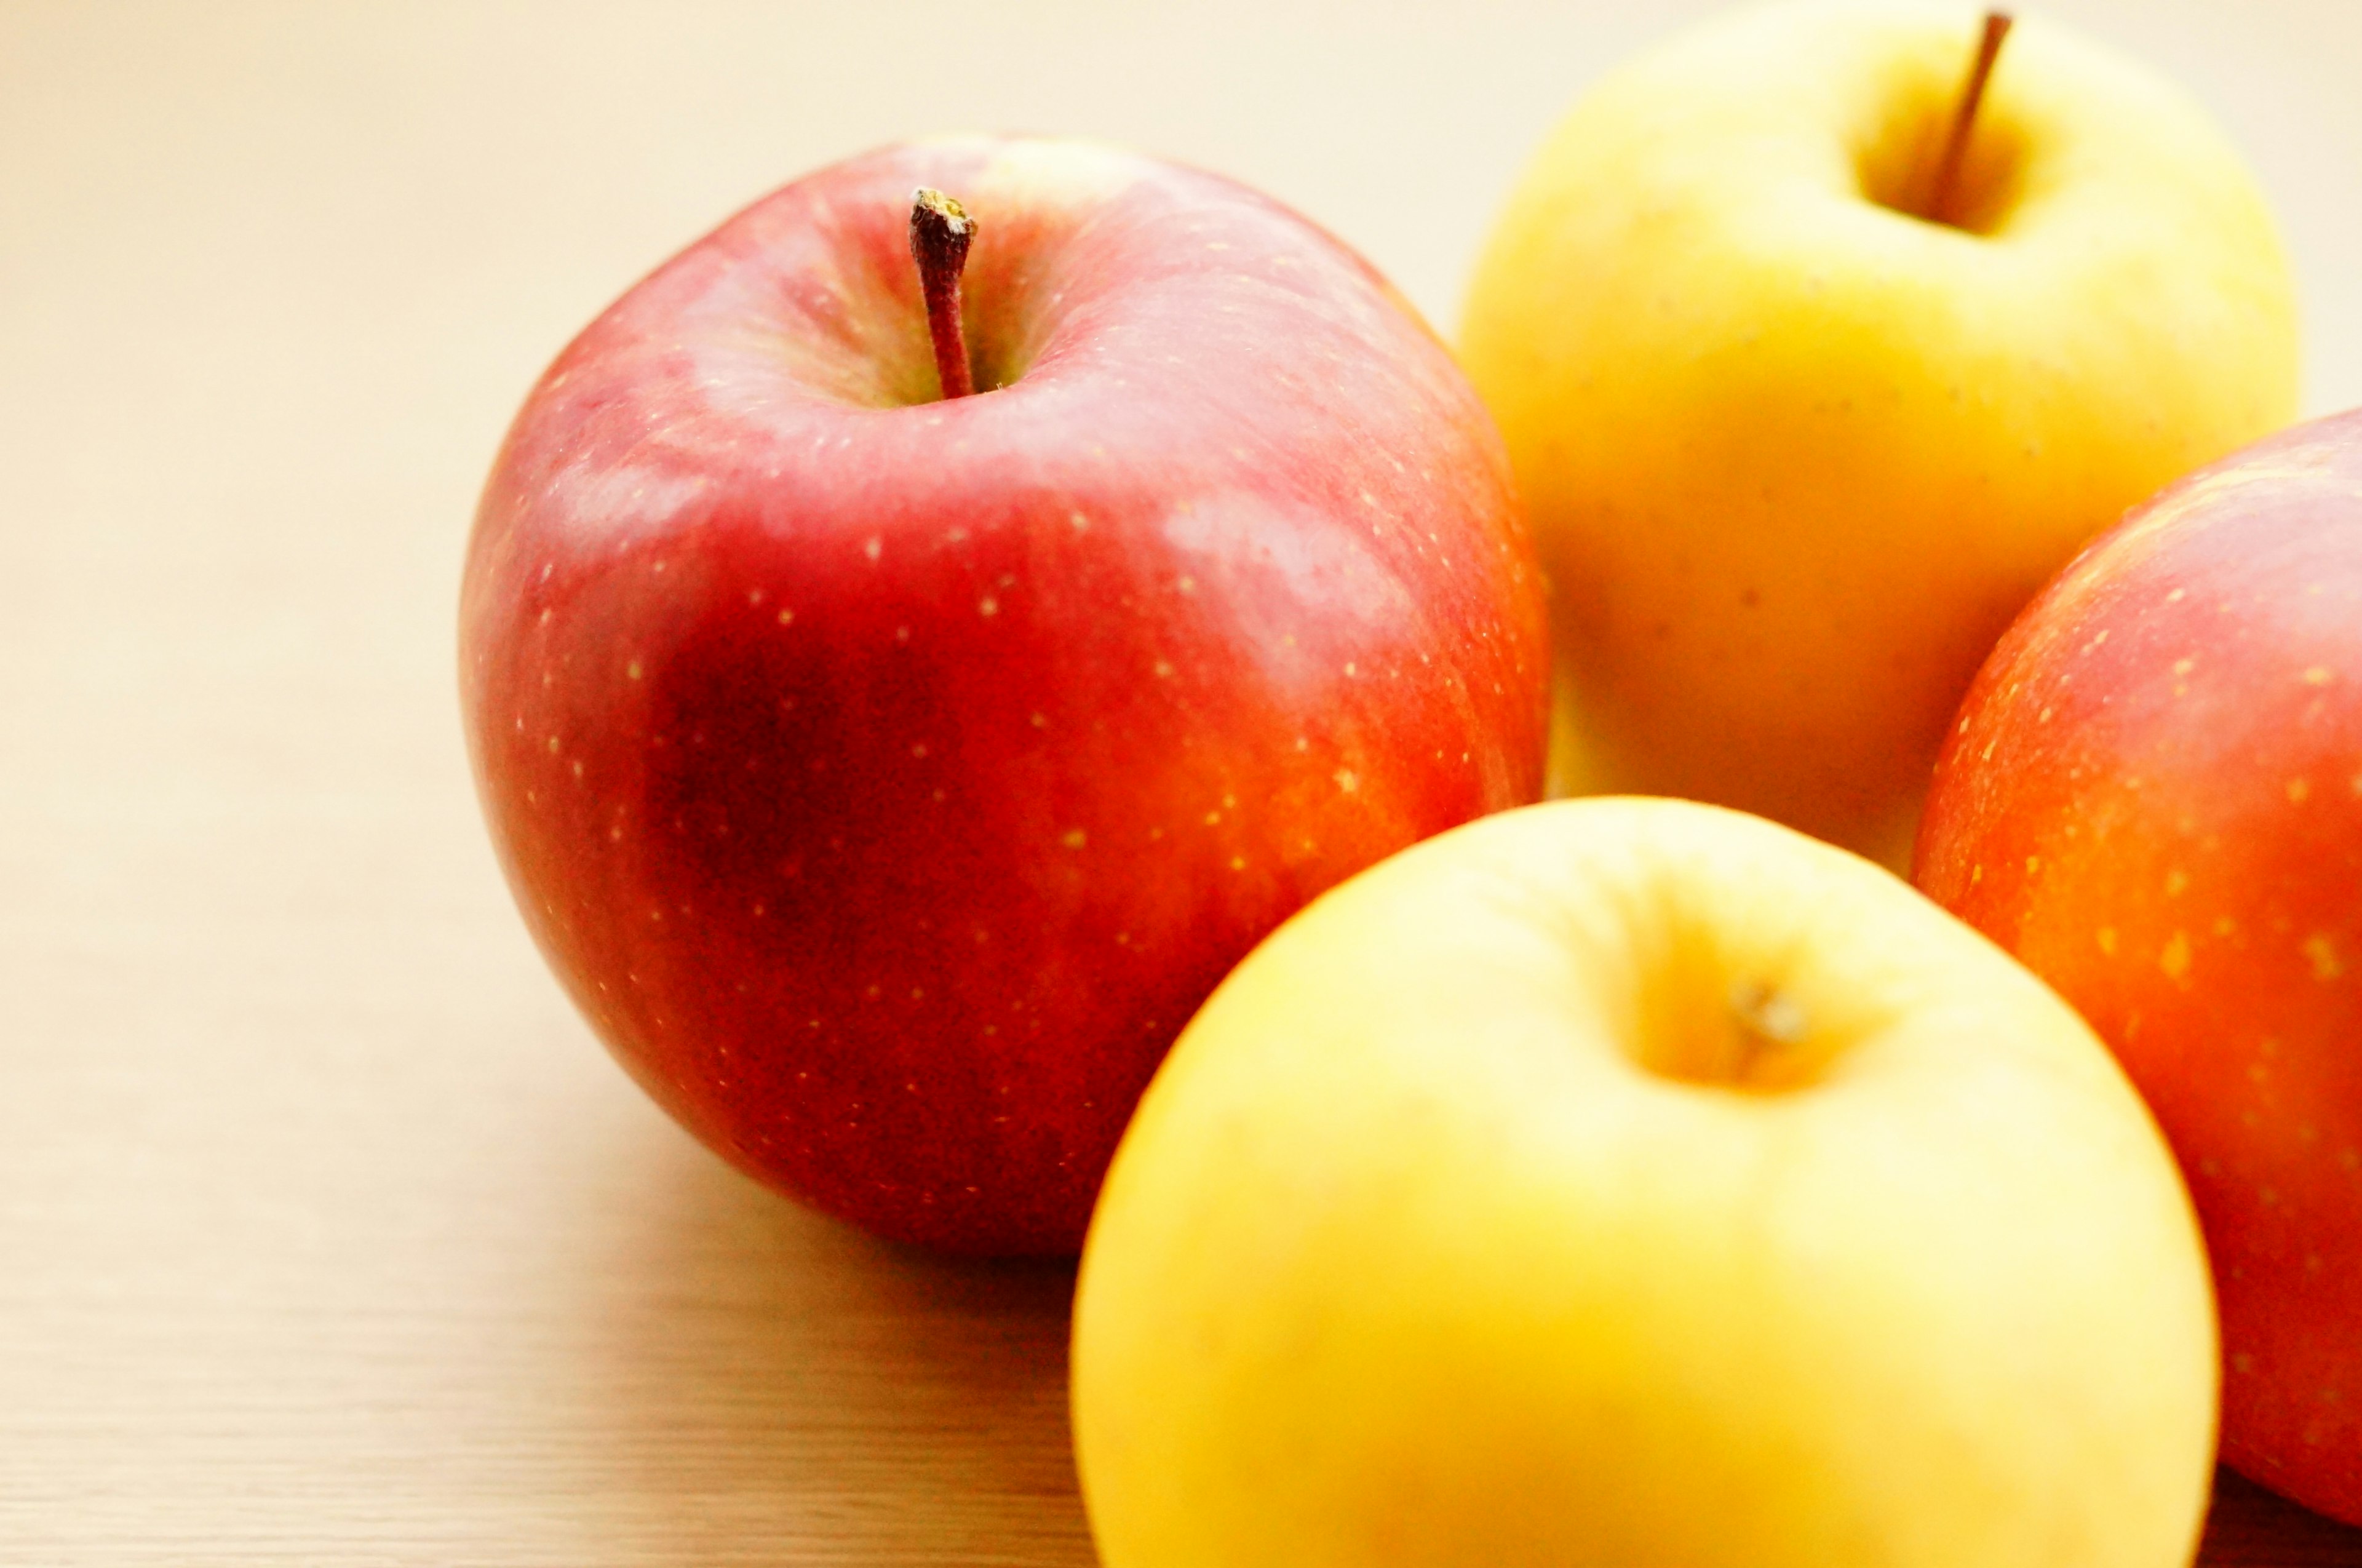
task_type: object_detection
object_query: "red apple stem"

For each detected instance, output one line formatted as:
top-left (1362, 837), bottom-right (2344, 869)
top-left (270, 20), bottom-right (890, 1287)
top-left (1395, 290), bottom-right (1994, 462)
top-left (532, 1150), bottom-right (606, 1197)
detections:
top-left (910, 187), bottom-right (978, 400)
top-left (1927, 10), bottom-right (2013, 226)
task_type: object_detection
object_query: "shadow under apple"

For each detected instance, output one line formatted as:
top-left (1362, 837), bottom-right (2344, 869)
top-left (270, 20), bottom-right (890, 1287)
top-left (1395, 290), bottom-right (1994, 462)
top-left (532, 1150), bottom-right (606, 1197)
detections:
top-left (2198, 1467), bottom-right (2362, 1567)
top-left (558, 1110), bottom-right (1097, 1567)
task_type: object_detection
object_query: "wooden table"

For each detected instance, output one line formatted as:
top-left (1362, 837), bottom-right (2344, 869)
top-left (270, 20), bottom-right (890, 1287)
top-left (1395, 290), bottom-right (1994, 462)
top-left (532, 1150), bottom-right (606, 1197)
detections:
top-left (5, 4), bottom-right (2358, 1561)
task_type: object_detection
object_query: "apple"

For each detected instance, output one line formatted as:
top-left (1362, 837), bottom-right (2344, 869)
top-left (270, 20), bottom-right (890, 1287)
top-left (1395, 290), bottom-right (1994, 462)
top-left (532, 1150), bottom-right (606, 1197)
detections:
top-left (458, 136), bottom-right (1549, 1256)
top-left (1914, 407), bottom-right (2362, 1526)
top-left (1458, 0), bottom-right (2299, 867)
top-left (1073, 797), bottom-right (2215, 1567)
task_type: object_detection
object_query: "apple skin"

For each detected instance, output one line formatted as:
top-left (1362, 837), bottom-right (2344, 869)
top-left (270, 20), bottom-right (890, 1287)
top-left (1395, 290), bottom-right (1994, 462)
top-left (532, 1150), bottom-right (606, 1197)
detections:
top-left (1915, 407), bottom-right (2362, 1525)
top-left (1458, 0), bottom-right (2299, 866)
top-left (458, 137), bottom-right (1548, 1256)
top-left (1074, 797), bottom-right (2215, 1568)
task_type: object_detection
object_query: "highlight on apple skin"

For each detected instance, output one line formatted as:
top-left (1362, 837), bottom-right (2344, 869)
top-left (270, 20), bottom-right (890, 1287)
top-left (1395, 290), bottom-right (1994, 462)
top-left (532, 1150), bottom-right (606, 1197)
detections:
top-left (1458, 0), bottom-right (2299, 867)
top-left (458, 136), bottom-right (1550, 1256)
top-left (1074, 795), bottom-right (2217, 1568)
top-left (1915, 406), bottom-right (2362, 1527)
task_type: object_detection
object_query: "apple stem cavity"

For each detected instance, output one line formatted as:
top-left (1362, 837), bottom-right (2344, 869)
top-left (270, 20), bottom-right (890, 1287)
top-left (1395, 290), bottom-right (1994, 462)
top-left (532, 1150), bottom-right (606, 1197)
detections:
top-left (1925, 10), bottom-right (2013, 228)
top-left (910, 187), bottom-right (979, 400)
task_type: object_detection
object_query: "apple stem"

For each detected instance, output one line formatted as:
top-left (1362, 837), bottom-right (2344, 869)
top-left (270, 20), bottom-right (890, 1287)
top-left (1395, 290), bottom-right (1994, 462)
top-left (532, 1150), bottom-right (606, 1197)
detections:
top-left (1926, 10), bottom-right (2013, 227)
top-left (910, 188), bottom-right (979, 400)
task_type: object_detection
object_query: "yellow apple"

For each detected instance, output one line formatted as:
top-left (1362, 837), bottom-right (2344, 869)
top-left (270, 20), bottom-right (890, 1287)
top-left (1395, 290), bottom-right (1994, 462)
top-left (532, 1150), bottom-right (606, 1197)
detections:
top-left (1071, 797), bottom-right (2215, 1568)
top-left (1458, 1), bottom-right (2299, 867)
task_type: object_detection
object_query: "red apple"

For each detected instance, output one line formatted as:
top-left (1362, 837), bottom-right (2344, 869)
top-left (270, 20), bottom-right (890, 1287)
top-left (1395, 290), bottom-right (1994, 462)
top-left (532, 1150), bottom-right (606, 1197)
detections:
top-left (458, 137), bottom-right (1548, 1256)
top-left (1914, 407), bottom-right (2362, 1524)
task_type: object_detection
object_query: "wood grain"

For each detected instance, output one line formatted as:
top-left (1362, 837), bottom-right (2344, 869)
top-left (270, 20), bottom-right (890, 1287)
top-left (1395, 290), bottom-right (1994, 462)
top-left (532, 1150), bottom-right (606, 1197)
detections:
top-left (1, 3), bottom-right (2357, 1562)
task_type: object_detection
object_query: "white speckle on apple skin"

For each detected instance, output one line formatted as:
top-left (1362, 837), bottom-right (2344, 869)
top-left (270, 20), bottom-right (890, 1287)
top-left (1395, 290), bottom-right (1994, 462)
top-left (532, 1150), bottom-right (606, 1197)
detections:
top-left (2302, 934), bottom-right (2344, 981)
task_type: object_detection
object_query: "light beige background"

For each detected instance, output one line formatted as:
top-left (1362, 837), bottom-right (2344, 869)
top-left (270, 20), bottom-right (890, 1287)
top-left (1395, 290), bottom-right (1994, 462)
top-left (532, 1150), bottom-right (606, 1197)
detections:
top-left (5, 3), bottom-right (2361, 1563)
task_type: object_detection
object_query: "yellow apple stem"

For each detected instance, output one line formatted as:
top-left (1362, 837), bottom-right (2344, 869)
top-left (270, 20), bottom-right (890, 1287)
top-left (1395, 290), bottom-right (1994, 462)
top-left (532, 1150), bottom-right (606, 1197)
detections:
top-left (910, 186), bottom-right (978, 400)
top-left (1926, 10), bottom-right (2013, 227)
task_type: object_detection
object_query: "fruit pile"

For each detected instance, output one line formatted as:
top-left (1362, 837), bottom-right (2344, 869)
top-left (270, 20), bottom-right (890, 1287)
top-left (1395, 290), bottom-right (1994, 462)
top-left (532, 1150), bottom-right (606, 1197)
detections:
top-left (458, 4), bottom-right (2356, 1562)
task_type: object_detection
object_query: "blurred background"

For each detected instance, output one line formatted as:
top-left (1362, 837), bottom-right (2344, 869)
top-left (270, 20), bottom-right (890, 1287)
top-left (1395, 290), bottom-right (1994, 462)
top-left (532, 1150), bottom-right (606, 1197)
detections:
top-left (4, 2), bottom-right (2359, 1562)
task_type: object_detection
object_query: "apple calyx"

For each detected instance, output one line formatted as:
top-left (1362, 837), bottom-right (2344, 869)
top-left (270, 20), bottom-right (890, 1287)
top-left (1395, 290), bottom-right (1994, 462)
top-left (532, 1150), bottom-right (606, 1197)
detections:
top-left (1925, 10), bottom-right (2014, 227)
top-left (910, 186), bottom-right (979, 400)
